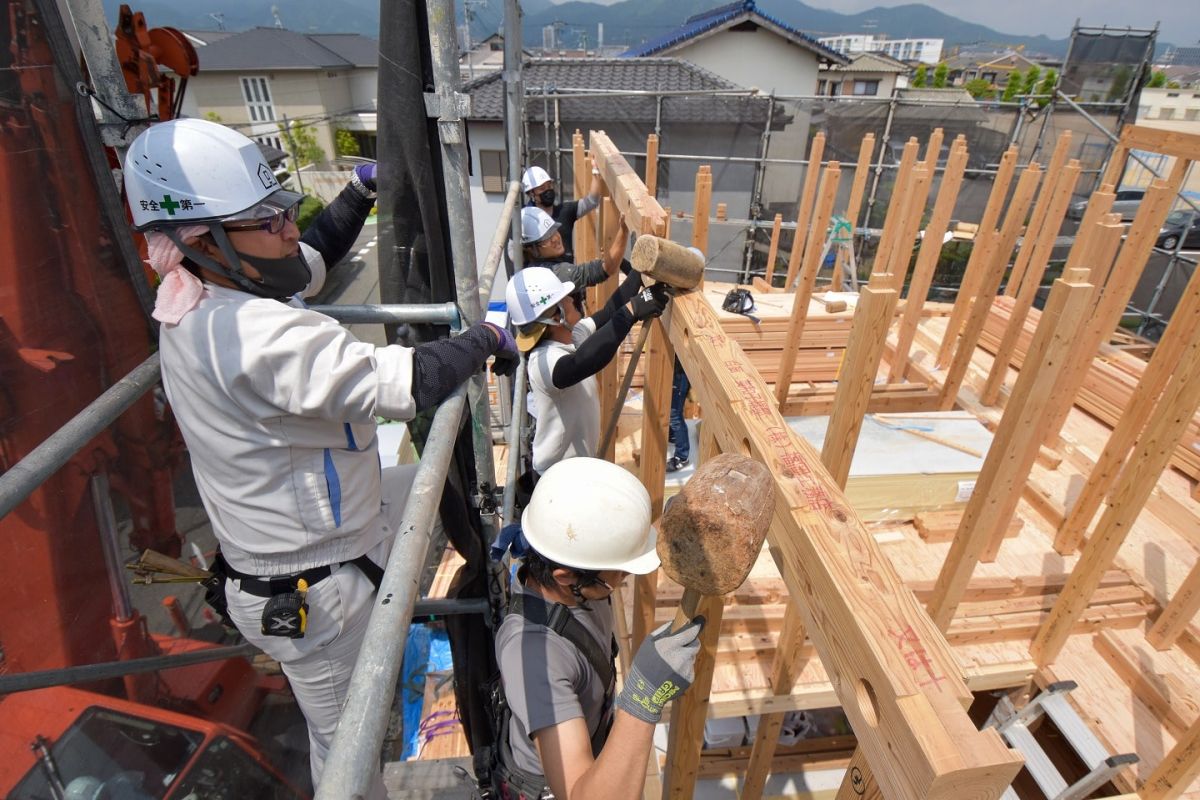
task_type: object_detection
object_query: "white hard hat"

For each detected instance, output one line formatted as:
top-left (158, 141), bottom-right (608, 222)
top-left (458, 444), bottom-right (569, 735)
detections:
top-left (124, 118), bottom-right (302, 231)
top-left (505, 266), bottom-right (574, 326)
top-left (522, 166), bottom-right (553, 193)
top-left (521, 458), bottom-right (660, 575)
top-left (521, 206), bottom-right (561, 245)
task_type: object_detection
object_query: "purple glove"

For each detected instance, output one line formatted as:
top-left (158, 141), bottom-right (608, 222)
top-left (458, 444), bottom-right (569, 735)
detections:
top-left (353, 163), bottom-right (377, 193)
top-left (483, 322), bottom-right (519, 377)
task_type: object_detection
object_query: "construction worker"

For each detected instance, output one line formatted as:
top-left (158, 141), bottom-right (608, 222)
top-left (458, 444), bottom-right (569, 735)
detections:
top-left (492, 457), bottom-right (705, 800)
top-left (522, 164), bottom-right (601, 263)
top-left (521, 206), bottom-right (628, 293)
top-left (666, 358), bottom-right (692, 473)
top-left (506, 266), bottom-right (669, 476)
top-left (123, 118), bottom-right (517, 798)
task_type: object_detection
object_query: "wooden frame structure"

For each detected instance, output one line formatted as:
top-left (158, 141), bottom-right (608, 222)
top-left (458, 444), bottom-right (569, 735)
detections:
top-left (576, 125), bottom-right (1200, 800)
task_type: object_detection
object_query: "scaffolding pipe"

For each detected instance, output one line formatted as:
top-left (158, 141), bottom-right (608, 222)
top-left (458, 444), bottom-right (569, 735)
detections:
top-left (502, 357), bottom-right (528, 526)
top-left (91, 473), bottom-right (133, 622)
top-left (427, 0), bottom-right (496, 498)
top-left (315, 384), bottom-right (467, 800)
top-left (0, 354), bottom-right (161, 522)
top-left (477, 181), bottom-right (523, 315)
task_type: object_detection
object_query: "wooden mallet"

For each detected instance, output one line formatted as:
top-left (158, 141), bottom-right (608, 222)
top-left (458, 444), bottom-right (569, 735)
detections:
top-left (657, 453), bottom-right (776, 629)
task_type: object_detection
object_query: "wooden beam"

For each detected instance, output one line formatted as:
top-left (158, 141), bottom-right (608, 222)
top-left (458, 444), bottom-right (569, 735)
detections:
top-left (1092, 630), bottom-right (1198, 738)
top-left (923, 128), bottom-right (944, 166)
top-left (927, 269), bottom-right (1093, 629)
top-left (1139, 716), bottom-right (1200, 800)
top-left (763, 213), bottom-right (784, 287)
top-left (891, 141), bottom-right (968, 382)
top-left (981, 159), bottom-right (1082, 405)
top-left (1053, 188), bottom-right (1200, 554)
top-left (1102, 144), bottom-right (1129, 188)
top-left (1115, 123), bottom-right (1200, 161)
top-left (1004, 132), bottom-right (1072, 298)
top-left (666, 293), bottom-right (1022, 800)
top-left (632, 319), bottom-right (675, 651)
top-left (785, 133), bottom-right (827, 288)
top-left (873, 137), bottom-right (920, 277)
top-left (740, 613), bottom-right (809, 800)
top-left (596, 198), bottom-right (621, 461)
top-left (935, 147), bottom-right (1018, 368)
top-left (775, 164), bottom-right (843, 405)
top-left (692, 165), bottom-right (713, 256)
top-left (663, 431), bottom-right (726, 800)
top-left (939, 165), bottom-right (1043, 409)
top-left (1030, 303), bottom-right (1200, 665)
top-left (1147, 558), bottom-right (1200, 650)
top-left (834, 133), bottom-right (877, 292)
top-left (882, 165), bottom-right (934, 292)
top-left (589, 129), bottom-right (668, 235)
top-left (645, 133), bottom-right (659, 197)
top-left (716, 202), bottom-right (727, 222)
top-left (822, 284), bottom-right (900, 488)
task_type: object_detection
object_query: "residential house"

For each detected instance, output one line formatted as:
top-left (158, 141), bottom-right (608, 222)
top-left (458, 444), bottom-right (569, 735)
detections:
top-left (1129, 87), bottom-right (1200, 195)
top-left (818, 34), bottom-right (943, 66)
top-left (621, 0), bottom-right (846, 96)
top-left (943, 49), bottom-right (1060, 92)
top-left (818, 52), bottom-right (910, 99)
top-left (180, 27), bottom-right (379, 167)
top-left (463, 57), bottom-right (774, 276)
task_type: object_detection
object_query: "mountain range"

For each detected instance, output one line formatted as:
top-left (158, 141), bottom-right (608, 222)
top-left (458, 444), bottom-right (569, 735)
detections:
top-left (101, 0), bottom-right (1136, 58)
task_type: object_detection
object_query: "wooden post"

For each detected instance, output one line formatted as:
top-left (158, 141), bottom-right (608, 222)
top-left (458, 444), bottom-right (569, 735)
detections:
top-left (740, 614), bottom-right (809, 800)
top-left (873, 137), bottom-right (920, 277)
top-left (663, 429), bottom-right (725, 800)
top-left (935, 147), bottom-right (1019, 368)
top-left (927, 269), bottom-right (1093, 629)
top-left (1063, 184), bottom-right (1116, 275)
top-left (1030, 310), bottom-right (1200, 665)
top-left (715, 202), bottom-right (727, 222)
top-left (632, 317), bottom-right (674, 651)
top-left (1147, 559), bottom-right (1200, 650)
top-left (923, 127), bottom-right (944, 166)
top-left (1053, 181), bottom-right (1195, 554)
top-left (822, 284), bottom-right (900, 488)
top-left (1101, 144), bottom-right (1129, 189)
top-left (939, 165), bottom-right (1043, 409)
top-left (595, 198), bottom-right (621, 461)
top-left (1004, 132), bottom-right (1072, 298)
top-left (882, 164), bottom-right (933, 292)
top-left (835, 133), bottom-right (878, 293)
top-left (645, 133), bottom-right (659, 197)
top-left (763, 213), bottom-right (784, 287)
top-left (1137, 716), bottom-right (1200, 800)
top-left (981, 159), bottom-right (1082, 406)
top-left (692, 165), bottom-right (712, 288)
top-left (785, 133), bottom-right (826, 288)
top-left (891, 141), bottom-right (969, 382)
top-left (775, 164), bottom-right (843, 406)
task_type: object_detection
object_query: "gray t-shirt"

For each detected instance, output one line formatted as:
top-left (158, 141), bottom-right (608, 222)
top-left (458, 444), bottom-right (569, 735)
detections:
top-left (495, 584), bottom-right (615, 776)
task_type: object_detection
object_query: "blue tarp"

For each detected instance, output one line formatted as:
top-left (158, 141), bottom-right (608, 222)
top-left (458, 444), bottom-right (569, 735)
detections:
top-left (399, 624), bottom-right (455, 759)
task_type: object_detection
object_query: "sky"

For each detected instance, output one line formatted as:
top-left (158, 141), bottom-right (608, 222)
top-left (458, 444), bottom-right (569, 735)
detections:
top-left (814, 0), bottom-right (1198, 45)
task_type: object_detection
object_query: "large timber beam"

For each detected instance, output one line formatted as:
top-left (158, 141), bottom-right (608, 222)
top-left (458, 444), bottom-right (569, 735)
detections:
top-left (665, 292), bottom-right (1023, 800)
top-left (590, 130), bottom-right (668, 236)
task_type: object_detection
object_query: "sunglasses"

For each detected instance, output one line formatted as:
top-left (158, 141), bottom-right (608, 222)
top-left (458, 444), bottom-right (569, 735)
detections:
top-left (223, 202), bottom-right (300, 235)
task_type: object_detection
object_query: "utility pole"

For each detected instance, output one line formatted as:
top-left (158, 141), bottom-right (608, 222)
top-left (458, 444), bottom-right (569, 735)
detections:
top-left (281, 114), bottom-right (305, 194)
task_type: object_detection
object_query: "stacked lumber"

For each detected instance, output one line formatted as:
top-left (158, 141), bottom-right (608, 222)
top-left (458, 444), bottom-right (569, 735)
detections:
top-left (980, 297), bottom-right (1200, 482)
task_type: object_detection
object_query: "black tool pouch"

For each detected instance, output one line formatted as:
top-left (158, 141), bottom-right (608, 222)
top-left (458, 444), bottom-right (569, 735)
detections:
top-left (202, 552), bottom-right (235, 628)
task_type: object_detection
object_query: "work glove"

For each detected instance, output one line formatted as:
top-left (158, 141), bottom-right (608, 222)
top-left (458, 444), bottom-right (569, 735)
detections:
top-left (483, 322), bottom-right (519, 377)
top-left (353, 163), bottom-right (378, 193)
top-left (630, 283), bottom-right (671, 321)
top-left (616, 616), bottom-right (705, 724)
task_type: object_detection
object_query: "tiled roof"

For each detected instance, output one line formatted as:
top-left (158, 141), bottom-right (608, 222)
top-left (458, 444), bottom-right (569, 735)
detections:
top-left (195, 27), bottom-right (377, 71)
top-left (465, 57), bottom-right (771, 124)
top-left (621, 0), bottom-right (845, 64)
top-left (825, 52), bottom-right (910, 74)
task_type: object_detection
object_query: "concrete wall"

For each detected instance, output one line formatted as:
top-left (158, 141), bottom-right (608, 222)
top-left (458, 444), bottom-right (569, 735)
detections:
top-left (672, 28), bottom-right (821, 96)
top-left (466, 122), bottom-right (512, 303)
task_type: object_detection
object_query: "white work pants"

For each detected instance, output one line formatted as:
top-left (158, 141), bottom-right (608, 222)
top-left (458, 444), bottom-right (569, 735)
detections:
top-left (227, 465), bottom-right (421, 800)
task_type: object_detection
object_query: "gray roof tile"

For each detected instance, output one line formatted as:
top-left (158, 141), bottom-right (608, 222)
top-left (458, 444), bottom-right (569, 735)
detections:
top-left (195, 27), bottom-right (377, 71)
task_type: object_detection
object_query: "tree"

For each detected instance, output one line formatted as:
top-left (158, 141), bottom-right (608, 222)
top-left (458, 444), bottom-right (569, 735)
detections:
top-left (203, 111), bottom-right (223, 123)
top-left (932, 61), bottom-right (949, 88)
top-left (1107, 64), bottom-right (1132, 102)
top-left (1001, 75), bottom-right (1020, 102)
top-left (278, 119), bottom-right (325, 169)
top-left (1148, 70), bottom-right (1167, 88)
top-left (1168, 80), bottom-right (1181, 89)
top-left (1021, 65), bottom-right (1042, 96)
top-left (912, 63), bottom-right (927, 88)
top-left (964, 78), bottom-right (995, 100)
top-left (1034, 69), bottom-right (1058, 107)
top-left (335, 128), bottom-right (361, 158)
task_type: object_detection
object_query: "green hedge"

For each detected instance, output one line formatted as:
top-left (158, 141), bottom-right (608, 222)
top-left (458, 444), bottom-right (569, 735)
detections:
top-left (296, 195), bottom-right (325, 233)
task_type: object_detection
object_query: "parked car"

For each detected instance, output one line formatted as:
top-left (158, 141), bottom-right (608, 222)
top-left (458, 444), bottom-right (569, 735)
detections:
top-left (1157, 209), bottom-right (1200, 251)
top-left (1068, 187), bottom-right (1146, 221)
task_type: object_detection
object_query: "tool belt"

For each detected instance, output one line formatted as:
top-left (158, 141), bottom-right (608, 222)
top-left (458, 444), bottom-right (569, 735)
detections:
top-left (205, 551), bottom-right (384, 638)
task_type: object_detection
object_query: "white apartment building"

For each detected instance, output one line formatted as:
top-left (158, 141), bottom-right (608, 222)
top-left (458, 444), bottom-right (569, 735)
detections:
top-left (818, 34), bottom-right (943, 65)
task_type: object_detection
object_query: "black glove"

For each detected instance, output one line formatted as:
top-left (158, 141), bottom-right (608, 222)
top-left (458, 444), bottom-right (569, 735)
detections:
top-left (630, 283), bottom-right (671, 321)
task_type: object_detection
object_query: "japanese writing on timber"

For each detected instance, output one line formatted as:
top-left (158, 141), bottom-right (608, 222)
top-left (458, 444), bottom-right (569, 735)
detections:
top-left (686, 301), bottom-right (835, 514)
top-left (889, 624), bottom-right (947, 691)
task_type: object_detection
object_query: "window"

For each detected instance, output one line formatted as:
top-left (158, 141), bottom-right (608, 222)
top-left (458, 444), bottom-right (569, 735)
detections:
top-left (240, 76), bottom-right (275, 124)
top-left (479, 149), bottom-right (507, 193)
top-left (1159, 107), bottom-right (1177, 120)
top-left (1186, 109), bottom-right (1200, 121)
top-left (852, 80), bottom-right (879, 96)
top-left (255, 134), bottom-right (283, 151)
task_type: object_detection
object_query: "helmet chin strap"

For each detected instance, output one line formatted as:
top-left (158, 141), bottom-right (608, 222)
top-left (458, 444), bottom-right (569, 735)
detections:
top-left (162, 225), bottom-right (310, 300)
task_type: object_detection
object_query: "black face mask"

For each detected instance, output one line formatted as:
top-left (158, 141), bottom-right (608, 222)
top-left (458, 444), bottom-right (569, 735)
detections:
top-left (537, 188), bottom-right (556, 207)
top-left (237, 251), bottom-right (313, 300)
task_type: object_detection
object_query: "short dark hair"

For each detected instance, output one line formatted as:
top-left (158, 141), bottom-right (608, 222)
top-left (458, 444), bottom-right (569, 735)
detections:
top-left (522, 548), bottom-right (601, 591)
